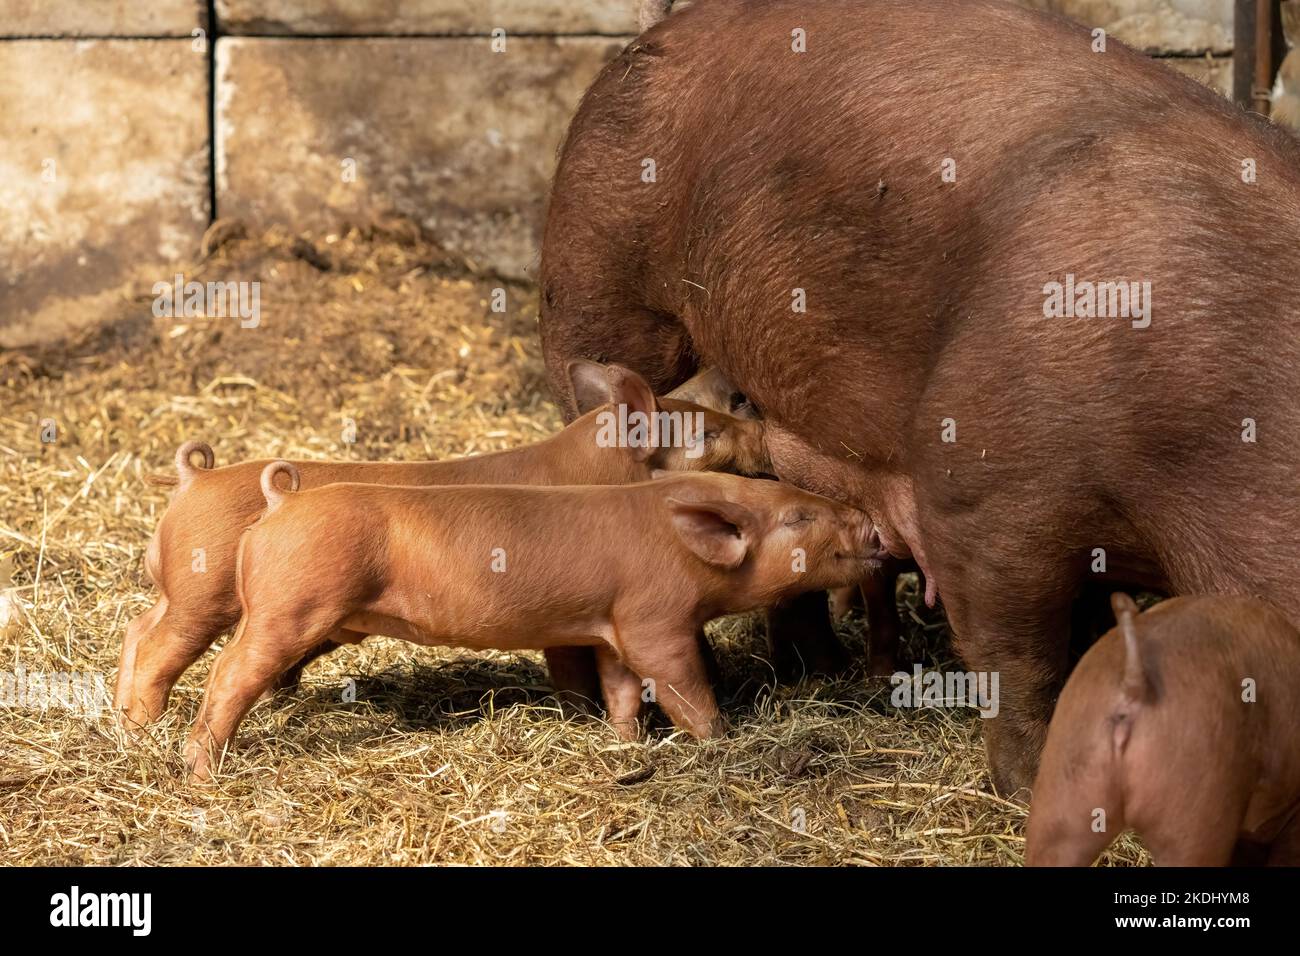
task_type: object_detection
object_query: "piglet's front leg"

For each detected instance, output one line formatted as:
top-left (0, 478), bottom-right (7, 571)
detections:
top-left (595, 646), bottom-right (645, 741)
top-left (614, 625), bottom-right (723, 739)
top-left (596, 629), bottom-right (724, 741)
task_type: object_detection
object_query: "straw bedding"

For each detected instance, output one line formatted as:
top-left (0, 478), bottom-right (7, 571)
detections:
top-left (0, 226), bottom-right (1148, 865)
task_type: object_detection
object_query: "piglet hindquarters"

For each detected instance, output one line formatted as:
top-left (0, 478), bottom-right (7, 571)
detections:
top-left (1026, 594), bottom-right (1300, 866)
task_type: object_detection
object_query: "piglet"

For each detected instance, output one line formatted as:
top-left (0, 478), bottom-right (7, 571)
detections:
top-left (116, 361), bottom-right (767, 726)
top-left (183, 470), bottom-right (882, 779)
top-left (1025, 593), bottom-right (1300, 866)
top-left (670, 367), bottom-right (904, 677)
top-left (667, 366), bottom-right (759, 422)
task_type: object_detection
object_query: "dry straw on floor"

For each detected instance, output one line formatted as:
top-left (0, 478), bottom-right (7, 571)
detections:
top-left (0, 226), bottom-right (1148, 865)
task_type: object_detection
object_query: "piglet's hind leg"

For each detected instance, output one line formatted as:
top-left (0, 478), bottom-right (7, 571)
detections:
top-left (545, 647), bottom-right (603, 717)
top-left (120, 601), bottom-right (237, 727)
top-left (114, 600), bottom-right (165, 721)
top-left (184, 615), bottom-right (333, 780)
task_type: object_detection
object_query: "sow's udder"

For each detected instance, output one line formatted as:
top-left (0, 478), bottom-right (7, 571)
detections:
top-left (763, 421), bottom-right (931, 584)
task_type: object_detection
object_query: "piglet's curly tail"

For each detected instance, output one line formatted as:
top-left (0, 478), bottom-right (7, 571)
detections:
top-left (174, 440), bottom-right (215, 487)
top-left (259, 461), bottom-right (300, 514)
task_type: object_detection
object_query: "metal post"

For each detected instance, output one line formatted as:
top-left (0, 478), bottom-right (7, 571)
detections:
top-left (1236, 1), bottom-right (1286, 115)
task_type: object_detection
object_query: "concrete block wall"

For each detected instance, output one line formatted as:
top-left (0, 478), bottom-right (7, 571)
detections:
top-left (3, 1), bottom-right (206, 36)
top-left (1, 0), bottom-right (210, 344)
top-left (1022, 0), bottom-right (1234, 52)
top-left (214, 36), bottom-right (626, 280)
top-left (0, 1), bottom-right (1283, 347)
top-left (214, 0), bottom-right (639, 33)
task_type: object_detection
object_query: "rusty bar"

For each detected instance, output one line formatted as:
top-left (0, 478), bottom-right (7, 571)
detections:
top-left (1235, 0), bottom-right (1259, 106)
top-left (1254, 0), bottom-right (1276, 113)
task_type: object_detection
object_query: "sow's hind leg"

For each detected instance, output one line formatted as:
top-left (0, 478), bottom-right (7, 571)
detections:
top-left (947, 580), bottom-right (1074, 801)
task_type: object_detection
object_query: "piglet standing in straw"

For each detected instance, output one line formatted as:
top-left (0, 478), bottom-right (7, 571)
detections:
top-left (117, 361), bottom-right (766, 727)
top-left (184, 469), bottom-right (884, 779)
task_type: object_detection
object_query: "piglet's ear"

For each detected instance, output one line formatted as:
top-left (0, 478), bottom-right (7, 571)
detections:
top-left (606, 364), bottom-right (659, 462)
top-left (568, 359), bottom-right (612, 415)
top-left (607, 364), bottom-right (657, 417)
top-left (667, 497), bottom-right (756, 569)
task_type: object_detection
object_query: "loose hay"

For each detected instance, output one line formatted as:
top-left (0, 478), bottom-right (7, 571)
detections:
top-left (0, 227), bottom-right (1150, 866)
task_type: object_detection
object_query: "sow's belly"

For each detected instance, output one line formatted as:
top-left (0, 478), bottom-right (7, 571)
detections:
top-left (763, 423), bottom-right (1170, 604)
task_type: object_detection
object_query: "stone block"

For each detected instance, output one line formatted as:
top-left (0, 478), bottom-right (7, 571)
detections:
top-left (0, 40), bottom-right (210, 346)
top-left (215, 36), bottom-right (625, 280)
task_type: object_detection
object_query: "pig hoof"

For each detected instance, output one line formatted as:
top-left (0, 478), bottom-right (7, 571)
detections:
top-left (866, 653), bottom-right (901, 678)
top-left (996, 781), bottom-right (1033, 807)
top-left (985, 719), bottom-right (1047, 803)
top-left (182, 740), bottom-right (217, 783)
top-left (117, 700), bottom-right (162, 730)
top-left (610, 719), bottom-right (643, 742)
top-left (114, 706), bottom-right (146, 731)
top-left (987, 752), bottom-right (1037, 804)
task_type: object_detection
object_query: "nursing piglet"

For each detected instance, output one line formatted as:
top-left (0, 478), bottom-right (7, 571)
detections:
top-left (184, 470), bottom-right (882, 779)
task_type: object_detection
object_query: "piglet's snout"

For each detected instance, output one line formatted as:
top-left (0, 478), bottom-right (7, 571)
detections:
top-left (836, 510), bottom-right (883, 563)
top-left (862, 519), bottom-right (884, 557)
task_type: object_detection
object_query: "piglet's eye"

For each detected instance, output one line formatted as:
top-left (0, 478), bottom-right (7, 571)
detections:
top-left (784, 513), bottom-right (814, 527)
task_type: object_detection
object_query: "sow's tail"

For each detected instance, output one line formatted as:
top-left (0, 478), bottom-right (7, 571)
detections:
top-left (147, 440), bottom-right (215, 488)
top-left (260, 461), bottom-right (301, 514)
top-left (638, 0), bottom-right (675, 31)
